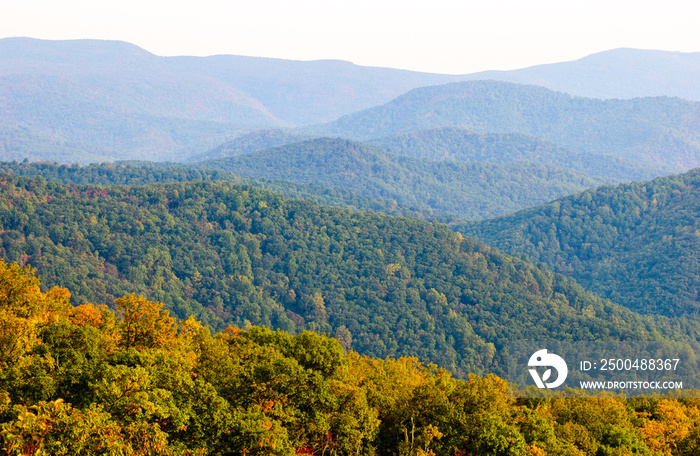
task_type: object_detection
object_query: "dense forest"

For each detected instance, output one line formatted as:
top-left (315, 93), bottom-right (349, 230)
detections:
top-left (0, 160), bottom-right (439, 221)
top-left (2, 260), bottom-right (700, 455)
top-left (458, 168), bottom-right (700, 318)
top-left (197, 137), bottom-right (604, 219)
top-left (5, 38), bottom-right (700, 455)
top-left (368, 127), bottom-right (671, 182)
top-left (0, 172), bottom-right (699, 380)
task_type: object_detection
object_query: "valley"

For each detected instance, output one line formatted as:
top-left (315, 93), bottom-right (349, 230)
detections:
top-left (2, 37), bottom-right (700, 455)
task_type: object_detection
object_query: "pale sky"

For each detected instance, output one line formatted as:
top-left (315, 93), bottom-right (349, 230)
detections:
top-left (1, 0), bottom-right (699, 74)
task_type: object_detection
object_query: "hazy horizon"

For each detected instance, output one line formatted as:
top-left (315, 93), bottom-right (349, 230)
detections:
top-left (2, 0), bottom-right (699, 74)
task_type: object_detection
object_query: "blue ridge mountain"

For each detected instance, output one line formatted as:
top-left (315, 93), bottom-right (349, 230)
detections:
top-left (308, 80), bottom-right (700, 171)
top-left (3, 38), bottom-right (700, 166)
top-left (463, 48), bottom-right (700, 101)
top-left (0, 37), bottom-right (461, 162)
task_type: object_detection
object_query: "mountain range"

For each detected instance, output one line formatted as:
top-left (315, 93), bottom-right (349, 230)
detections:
top-left (3, 37), bottom-right (700, 170)
top-left (6, 39), bottom-right (700, 455)
top-left (0, 37), bottom-right (461, 161)
top-left (5, 36), bottom-right (700, 314)
top-left (1, 169), bottom-right (698, 380)
top-left (309, 80), bottom-right (700, 170)
top-left (5, 39), bottom-right (700, 452)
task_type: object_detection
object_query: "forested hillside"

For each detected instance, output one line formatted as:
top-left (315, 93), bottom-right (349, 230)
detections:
top-left (1, 173), bottom-right (695, 379)
top-left (458, 168), bottom-right (700, 317)
top-left (187, 129), bottom-right (318, 162)
top-left (369, 127), bottom-right (672, 182)
top-left (310, 80), bottom-right (700, 170)
top-left (0, 125), bottom-right (114, 164)
top-left (196, 137), bottom-right (605, 219)
top-left (0, 160), bottom-right (438, 220)
top-left (3, 260), bottom-right (700, 455)
top-left (6, 37), bottom-right (700, 456)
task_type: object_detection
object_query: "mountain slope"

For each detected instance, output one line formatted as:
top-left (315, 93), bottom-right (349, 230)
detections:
top-left (369, 127), bottom-right (672, 181)
top-left (0, 38), bottom-right (285, 162)
top-left (0, 124), bottom-right (115, 163)
top-left (458, 168), bottom-right (700, 317)
top-left (0, 160), bottom-right (438, 220)
top-left (0, 173), bottom-right (695, 379)
top-left (464, 48), bottom-right (700, 101)
top-left (195, 137), bottom-right (605, 219)
top-left (187, 129), bottom-right (318, 162)
top-left (309, 80), bottom-right (700, 170)
top-left (0, 37), bottom-right (463, 162)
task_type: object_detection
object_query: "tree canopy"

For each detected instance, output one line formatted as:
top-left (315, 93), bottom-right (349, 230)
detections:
top-left (0, 172), bottom-right (697, 379)
top-left (2, 259), bottom-right (700, 455)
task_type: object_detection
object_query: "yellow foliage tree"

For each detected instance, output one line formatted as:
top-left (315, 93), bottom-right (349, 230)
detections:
top-left (115, 294), bottom-right (176, 350)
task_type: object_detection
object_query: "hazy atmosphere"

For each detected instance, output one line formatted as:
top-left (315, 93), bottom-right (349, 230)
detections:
top-left (2, 0), bottom-right (699, 72)
top-left (4, 1), bottom-right (700, 454)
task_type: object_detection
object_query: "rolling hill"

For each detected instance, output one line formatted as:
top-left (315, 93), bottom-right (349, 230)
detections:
top-left (457, 168), bottom-right (700, 317)
top-left (0, 172), bottom-right (696, 379)
top-left (368, 127), bottom-right (672, 182)
top-left (187, 129), bottom-right (318, 162)
top-left (0, 160), bottom-right (439, 220)
top-left (309, 80), bottom-right (700, 170)
top-left (194, 137), bottom-right (606, 219)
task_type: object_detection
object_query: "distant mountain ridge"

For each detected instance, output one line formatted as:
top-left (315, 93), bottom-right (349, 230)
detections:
top-left (309, 80), bottom-right (700, 170)
top-left (2, 38), bottom-right (700, 165)
top-left (0, 37), bottom-right (461, 162)
top-left (368, 127), bottom-right (673, 182)
top-left (464, 48), bottom-right (700, 101)
top-left (188, 129), bottom-right (318, 162)
top-left (0, 37), bottom-right (464, 125)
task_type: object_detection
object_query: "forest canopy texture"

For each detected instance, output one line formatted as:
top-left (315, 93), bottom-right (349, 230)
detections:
top-left (1, 172), bottom-right (698, 380)
top-left (2, 260), bottom-right (700, 455)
